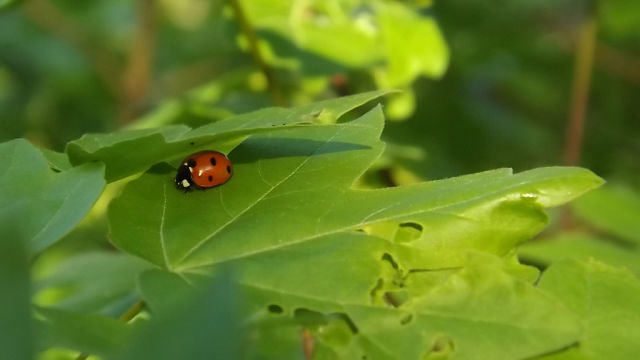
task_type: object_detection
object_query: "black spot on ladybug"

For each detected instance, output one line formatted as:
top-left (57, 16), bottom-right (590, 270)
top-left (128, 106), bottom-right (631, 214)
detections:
top-left (210, 157), bottom-right (216, 166)
top-left (187, 159), bottom-right (196, 168)
top-left (226, 165), bottom-right (231, 173)
top-left (208, 175), bottom-right (213, 182)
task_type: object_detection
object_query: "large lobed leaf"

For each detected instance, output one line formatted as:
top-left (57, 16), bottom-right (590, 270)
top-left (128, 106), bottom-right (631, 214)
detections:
top-left (109, 104), bottom-right (602, 273)
top-left (0, 139), bottom-right (105, 254)
top-left (109, 95), bottom-right (603, 359)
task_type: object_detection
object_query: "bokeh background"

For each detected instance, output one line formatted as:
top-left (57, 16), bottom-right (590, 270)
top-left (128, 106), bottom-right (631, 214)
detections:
top-left (1, 0), bottom-right (639, 320)
top-left (1, 0), bottom-right (638, 182)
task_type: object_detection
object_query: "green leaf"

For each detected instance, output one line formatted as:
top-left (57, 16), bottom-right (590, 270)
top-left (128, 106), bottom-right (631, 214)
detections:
top-left (139, 254), bottom-right (581, 360)
top-left (519, 232), bottom-right (640, 276)
top-left (120, 272), bottom-right (242, 360)
top-left (343, 255), bottom-right (580, 360)
top-left (110, 95), bottom-right (602, 359)
top-left (139, 269), bottom-right (307, 360)
top-left (33, 252), bottom-right (150, 314)
top-left (0, 139), bottom-right (106, 254)
top-left (374, 2), bottom-right (449, 87)
top-left (242, 0), bottom-right (448, 85)
top-left (39, 148), bottom-right (72, 171)
top-left (35, 307), bottom-right (131, 358)
top-left (66, 91), bottom-right (388, 182)
top-left (572, 184), bottom-right (640, 245)
top-left (0, 217), bottom-right (32, 360)
top-left (535, 259), bottom-right (640, 360)
top-left (109, 103), bottom-right (602, 272)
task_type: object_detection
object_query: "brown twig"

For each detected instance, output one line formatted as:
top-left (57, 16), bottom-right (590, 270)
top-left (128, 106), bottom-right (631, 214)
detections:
top-left (302, 329), bottom-right (315, 360)
top-left (120, 0), bottom-right (158, 125)
top-left (228, 0), bottom-right (286, 106)
top-left (560, 11), bottom-right (598, 230)
top-left (563, 16), bottom-right (598, 166)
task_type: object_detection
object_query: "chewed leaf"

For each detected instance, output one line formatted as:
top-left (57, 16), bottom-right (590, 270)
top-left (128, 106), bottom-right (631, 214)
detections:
top-left (109, 94), bottom-right (602, 360)
top-left (0, 139), bottom-right (105, 254)
top-left (109, 103), bottom-right (602, 272)
top-left (138, 255), bottom-right (581, 360)
top-left (67, 91), bottom-right (389, 182)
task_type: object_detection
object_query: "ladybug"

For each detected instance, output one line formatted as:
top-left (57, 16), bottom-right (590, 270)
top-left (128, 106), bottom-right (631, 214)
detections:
top-left (175, 150), bottom-right (233, 191)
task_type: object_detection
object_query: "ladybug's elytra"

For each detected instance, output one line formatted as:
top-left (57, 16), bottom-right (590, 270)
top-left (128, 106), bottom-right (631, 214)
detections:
top-left (175, 150), bottom-right (232, 191)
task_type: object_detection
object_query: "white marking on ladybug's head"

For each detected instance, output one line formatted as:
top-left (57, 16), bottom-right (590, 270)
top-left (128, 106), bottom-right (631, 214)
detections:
top-left (188, 167), bottom-right (194, 173)
top-left (181, 179), bottom-right (190, 188)
top-left (198, 169), bottom-right (203, 176)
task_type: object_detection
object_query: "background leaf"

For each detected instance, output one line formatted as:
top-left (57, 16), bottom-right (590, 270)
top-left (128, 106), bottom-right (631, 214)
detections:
top-left (0, 139), bottom-right (105, 254)
top-left (120, 271), bottom-right (242, 360)
top-left (534, 259), bottom-right (640, 360)
top-left (0, 217), bottom-right (32, 360)
top-left (520, 232), bottom-right (640, 277)
top-left (34, 307), bottom-right (132, 359)
top-left (572, 184), bottom-right (640, 245)
top-left (67, 91), bottom-right (389, 182)
top-left (33, 252), bottom-right (150, 314)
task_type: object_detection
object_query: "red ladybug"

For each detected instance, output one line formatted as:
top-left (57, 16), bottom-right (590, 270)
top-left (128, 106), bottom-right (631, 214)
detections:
top-left (175, 150), bottom-right (233, 191)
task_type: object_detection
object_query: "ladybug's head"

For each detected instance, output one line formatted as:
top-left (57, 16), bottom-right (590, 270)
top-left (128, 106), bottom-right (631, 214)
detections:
top-left (174, 164), bottom-right (194, 191)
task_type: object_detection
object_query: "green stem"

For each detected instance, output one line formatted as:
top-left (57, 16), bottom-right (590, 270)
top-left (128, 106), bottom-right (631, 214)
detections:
top-left (228, 0), bottom-right (286, 106)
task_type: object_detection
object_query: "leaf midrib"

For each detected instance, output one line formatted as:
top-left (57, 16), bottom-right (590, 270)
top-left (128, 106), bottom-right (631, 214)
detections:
top-left (173, 130), bottom-right (344, 268)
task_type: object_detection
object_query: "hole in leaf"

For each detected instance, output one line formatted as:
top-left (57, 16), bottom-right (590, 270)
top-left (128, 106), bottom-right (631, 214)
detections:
top-left (394, 222), bottom-right (423, 243)
top-left (293, 309), bottom-right (359, 334)
top-left (400, 314), bottom-right (413, 325)
top-left (370, 278), bottom-right (384, 301)
top-left (294, 308), bottom-right (326, 327)
top-left (267, 304), bottom-right (283, 314)
top-left (189, 142), bottom-right (195, 145)
top-left (381, 253), bottom-right (399, 270)
top-left (384, 290), bottom-right (408, 308)
top-left (424, 335), bottom-right (455, 359)
top-left (331, 313), bottom-right (359, 334)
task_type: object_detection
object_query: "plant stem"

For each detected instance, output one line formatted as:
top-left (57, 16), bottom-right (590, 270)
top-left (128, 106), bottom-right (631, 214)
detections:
top-left (74, 300), bottom-right (146, 360)
top-left (228, 0), bottom-right (286, 106)
top-left (561, 8), bottom-right (598, 229)
top-left (120, 0), bottom-right (158, 125)
top-left (563, 16), bottom-right (598, 166)
top-left (119, 300), bottom-right (146, 322)
top-left (302, 329), bottom-right (315, 360)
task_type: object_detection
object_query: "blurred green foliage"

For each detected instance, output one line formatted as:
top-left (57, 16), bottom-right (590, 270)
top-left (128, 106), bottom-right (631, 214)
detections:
top-left (1, 0), bottom-right (637, 185)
